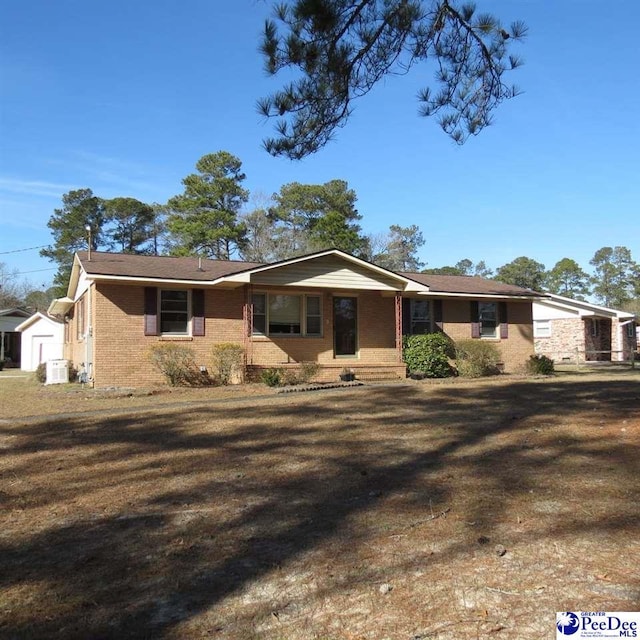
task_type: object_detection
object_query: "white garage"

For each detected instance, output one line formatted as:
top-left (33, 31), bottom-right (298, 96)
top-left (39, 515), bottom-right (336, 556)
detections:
top-left (16, 312), bottom-right (65, 371)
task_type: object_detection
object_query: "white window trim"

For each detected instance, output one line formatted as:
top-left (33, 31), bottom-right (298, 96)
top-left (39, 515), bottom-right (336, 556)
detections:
top-left (534, 319), bottom-right (552, 338)
top-left (252, 292), bottom-right (323, 338)
top-left (159, 289), bottom-right (192, 336)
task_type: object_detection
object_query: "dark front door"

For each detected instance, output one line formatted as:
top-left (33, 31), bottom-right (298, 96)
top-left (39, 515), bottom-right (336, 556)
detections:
top-left (333, 296), bottom-right (357, 356)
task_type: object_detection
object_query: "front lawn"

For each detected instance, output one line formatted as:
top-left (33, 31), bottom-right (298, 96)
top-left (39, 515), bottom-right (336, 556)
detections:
top-left (1, 373), bottom-right (638, 639)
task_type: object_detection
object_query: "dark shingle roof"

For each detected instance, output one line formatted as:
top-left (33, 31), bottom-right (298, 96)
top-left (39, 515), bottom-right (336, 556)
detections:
top-left (76, 252), bottom-right (539, 297)
top-left (77, 251), bottom-right (263, 282)
top-left (401, 272), bottom-right (539, 296)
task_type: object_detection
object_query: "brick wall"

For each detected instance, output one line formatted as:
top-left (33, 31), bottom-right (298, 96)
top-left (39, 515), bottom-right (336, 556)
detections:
top-left (249, 291), bottom-right (397, 367)
top-left (93, 283), bottom-right (245, 387)
top-left (89, 283), bottom-right (536, 387)
top-left (442, 299), bottom-right (534, 372)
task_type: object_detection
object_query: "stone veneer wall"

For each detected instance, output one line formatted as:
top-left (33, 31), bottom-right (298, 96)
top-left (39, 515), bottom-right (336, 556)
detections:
top-left (534, 317), bottom-right (584, 363)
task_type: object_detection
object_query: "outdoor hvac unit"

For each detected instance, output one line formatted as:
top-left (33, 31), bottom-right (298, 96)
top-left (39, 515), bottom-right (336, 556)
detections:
top-left (46, 359), bottom-right (69, 385)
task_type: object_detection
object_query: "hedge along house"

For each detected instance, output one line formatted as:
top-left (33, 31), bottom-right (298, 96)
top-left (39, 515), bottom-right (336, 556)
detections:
top-left (532, 294), bottom-right (638, 363)
top-left (48, 249), bottom-right (541, 388)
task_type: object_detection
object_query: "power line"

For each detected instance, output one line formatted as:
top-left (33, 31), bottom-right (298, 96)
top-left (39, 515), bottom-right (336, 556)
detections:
top-left (2, 267), bottom-right (57, 276)
top-left (0, 245), bottom-right (48, 255)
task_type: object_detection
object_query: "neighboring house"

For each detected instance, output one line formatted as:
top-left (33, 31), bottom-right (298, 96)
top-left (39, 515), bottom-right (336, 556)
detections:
top-left (532, 294), bottom-right (638, 363)
top-left (15, 312), bottom-right (65, 371)
top-left (48, 250), bottom-right (541, 388)
top-left (0, 308), bottom-right (31, 368)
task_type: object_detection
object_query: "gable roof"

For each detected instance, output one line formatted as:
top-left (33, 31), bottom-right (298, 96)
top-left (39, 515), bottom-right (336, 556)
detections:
top-left (0, 308), bottom-right (31, 318)
top-left (62, 250), bottom-right (540, 299)
top-left (402, 273), bottom-right (541, 298)
top-left (15, 311), bottom-right (64, 332)
top-left (534, 293), bottom-right (637, 319)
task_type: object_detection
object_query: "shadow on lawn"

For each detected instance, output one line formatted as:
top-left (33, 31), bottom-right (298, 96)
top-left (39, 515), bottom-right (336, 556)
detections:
top-left (1, 378), bottom-right (639, 638)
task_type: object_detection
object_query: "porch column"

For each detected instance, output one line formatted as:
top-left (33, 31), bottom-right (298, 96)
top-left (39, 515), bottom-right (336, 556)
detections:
top-left (243, 285), bottom-right (253, 366)
top-left (395, 293), bottom-right (403, 363)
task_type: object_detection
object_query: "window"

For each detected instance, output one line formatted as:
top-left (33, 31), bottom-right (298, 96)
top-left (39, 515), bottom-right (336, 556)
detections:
top-left (410, 299), bottom-right (431, 335)
top-left (590, 319), bottom-right (600, 337)
top-left (534, 320), bottom-right (551, 338)
top-left (626, 322), bottom-right (636, 338)
top-left (306, 295), bottom-right (322, 336)
top-left (252, 293), bottom-right (322, 337)
top-left (252, 293), bottom-right (266, 335)
top-left (160, 290), bottom-right (189, 334)
top-left (479, 302), bottom-right (498, 338)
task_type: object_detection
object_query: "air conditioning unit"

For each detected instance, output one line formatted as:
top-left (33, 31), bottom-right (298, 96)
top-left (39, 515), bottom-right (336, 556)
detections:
top-left (46, 359), bottom-right (69, 385)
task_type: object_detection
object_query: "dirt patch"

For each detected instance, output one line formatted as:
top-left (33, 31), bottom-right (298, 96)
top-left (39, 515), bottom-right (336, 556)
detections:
top-left (1, 371), bottom-right (639, 639)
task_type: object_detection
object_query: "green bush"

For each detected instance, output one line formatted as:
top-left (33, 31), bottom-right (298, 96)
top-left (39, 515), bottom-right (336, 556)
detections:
top-left (261, 367), bottom-right (283, 387)
top-left (210, 343), bottom-right (244, 385)
top-left (149, 343), bottom-right (200, 386)
top-left (455, 339), bottom-right (502, 377)
top-left (403, 333), bottom-right (455, 378)
top-left (526, 354), bottom-right (555, 375)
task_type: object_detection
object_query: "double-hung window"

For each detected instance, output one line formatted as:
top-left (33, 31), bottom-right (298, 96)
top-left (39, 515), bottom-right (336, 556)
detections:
top-left (160, 290), bottom-right (189, 335)
top-left (252, 293), bottom-right (322, 337)
top-left (479, 302), bottom-right (498, 338)
top-left (410, 299), bottom-right (431, 335)
top-left (534, 320), bottom-right (551, 338)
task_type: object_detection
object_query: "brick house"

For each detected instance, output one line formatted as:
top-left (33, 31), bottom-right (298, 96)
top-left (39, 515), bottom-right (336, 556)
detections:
top-left (49, 249), bottom-right (540, 387)
top-left (532, 294), bottom-right (638, 363)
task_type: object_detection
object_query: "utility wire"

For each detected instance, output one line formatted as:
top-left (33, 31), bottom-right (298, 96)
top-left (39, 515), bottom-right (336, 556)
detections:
top-left (0, 245), bottom-right (48, 255)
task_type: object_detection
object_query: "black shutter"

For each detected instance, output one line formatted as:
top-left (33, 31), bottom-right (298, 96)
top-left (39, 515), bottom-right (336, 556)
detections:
top-left (470, 301), bottom-right (480, 339)
top-left (144, 287), bottom-right (158, 336)
top-left (433, 300), bottom-right (443, 331)
top-left (192, 289), bottom-right (205, 336)
top-left (402, 298), bottom-right (411, 336)
top-left (499, 302), bottom-right (509, 339)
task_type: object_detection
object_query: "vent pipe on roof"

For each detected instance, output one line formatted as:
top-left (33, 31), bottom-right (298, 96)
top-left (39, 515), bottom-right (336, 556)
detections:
top-left (85, 225), bottom-right (92, 261)
top-left (198, 256), bottom-right (203, 272)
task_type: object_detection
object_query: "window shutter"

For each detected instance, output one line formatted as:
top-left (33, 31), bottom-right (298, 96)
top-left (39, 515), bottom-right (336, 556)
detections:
top-left (433, 300), bottom-right (443, 331)
top-left (192, 289), bottom-right (205, 336)
top-left (470, 301), bottom-right (480, 339)
top-left (402, 298), bottom-right (411, 336)
top-left (144, 287), bottom-right (158, 336)
top-left (499, 302), bottom-right (509, 339)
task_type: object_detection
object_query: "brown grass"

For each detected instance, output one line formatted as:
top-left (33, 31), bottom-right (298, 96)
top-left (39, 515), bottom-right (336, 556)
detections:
top-left (1, 370), bottom-right (639, 639)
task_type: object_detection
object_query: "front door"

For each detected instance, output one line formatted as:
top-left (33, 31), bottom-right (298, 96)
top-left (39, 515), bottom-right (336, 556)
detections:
top-left (333, 296), bottom-right (358, 356)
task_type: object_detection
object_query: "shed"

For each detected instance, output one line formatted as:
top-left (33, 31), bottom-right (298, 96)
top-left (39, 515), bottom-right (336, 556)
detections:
top-left (15, 312), bottom-right (65, 371)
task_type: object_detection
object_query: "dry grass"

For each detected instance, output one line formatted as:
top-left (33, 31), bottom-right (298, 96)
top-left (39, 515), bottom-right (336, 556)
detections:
top-left (1, 370), bottom-right (639, 639)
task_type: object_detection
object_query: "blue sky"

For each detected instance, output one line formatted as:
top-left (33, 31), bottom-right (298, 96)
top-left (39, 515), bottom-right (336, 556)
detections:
top-left (1, 0), bottom-right (639, 289)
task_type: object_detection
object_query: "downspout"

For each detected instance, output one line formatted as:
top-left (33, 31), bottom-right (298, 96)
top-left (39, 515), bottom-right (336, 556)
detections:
top-left (85, 283), bottom-right (94, 384)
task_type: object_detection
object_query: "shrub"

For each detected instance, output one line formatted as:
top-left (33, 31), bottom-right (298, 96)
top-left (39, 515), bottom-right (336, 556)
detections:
top-left (261, 367), bottom-right (283, 387)
top-left (149, 343), bottom-right (200, 386)
top-left (299, 361), bottom-right (320, 383)
top-left (526, 354), bottom-right (555, 375)
top-left (34, 361), bottom-right (79, 384)
top-left (210, 343), bottom-right (244, 385)
top-left (403, 333), bottom-right (455, 378)
top-left (34, 362), bottom-right (47, 384)
top-left (455, 340), bottom-right (502, 377)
